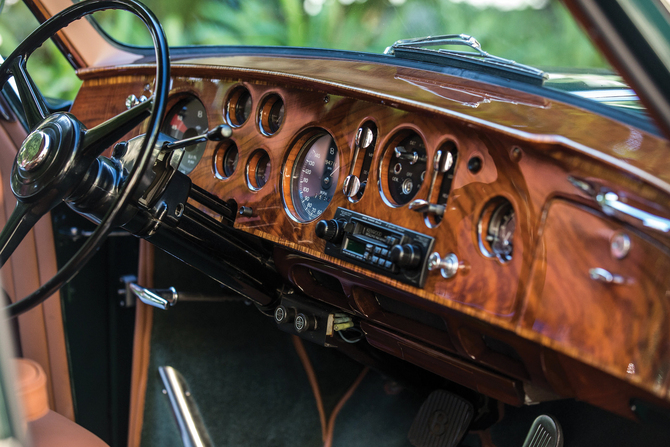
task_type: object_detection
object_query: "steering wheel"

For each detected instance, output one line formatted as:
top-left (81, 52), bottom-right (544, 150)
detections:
top-left (0, 0), bottom-right (169, 317)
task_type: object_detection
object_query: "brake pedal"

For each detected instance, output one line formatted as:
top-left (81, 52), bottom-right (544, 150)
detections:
top-left (521, 414), bottom-right (563, 447)
top-left (408, 390), bottom-right (474, 447)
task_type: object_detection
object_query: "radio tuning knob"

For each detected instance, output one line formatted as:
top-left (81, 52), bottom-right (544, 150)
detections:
top-left (315, 219), bottom-right (345, 243)
top-left (390, 244), bottom-right (422, 269)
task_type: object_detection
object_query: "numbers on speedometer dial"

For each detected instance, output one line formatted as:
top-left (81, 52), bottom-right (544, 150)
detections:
top-left (291, 133), bottom-right (340, 221)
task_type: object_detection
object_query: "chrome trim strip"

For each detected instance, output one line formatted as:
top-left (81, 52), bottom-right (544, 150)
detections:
top-left (158, 366), bottom-right (213, 447)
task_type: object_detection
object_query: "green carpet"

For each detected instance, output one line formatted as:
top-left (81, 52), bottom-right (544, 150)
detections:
top-left (139, 299), bottom-right (423, 446)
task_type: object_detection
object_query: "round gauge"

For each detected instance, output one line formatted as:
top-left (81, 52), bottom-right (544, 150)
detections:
top-left (385, 132), bottom-right (427, 205)
top-left (213, 141), bottom-right (238, 179)
top-left (162, 96), bottom-right (208, 175)
top-left (246, 149), bottom-right (271, 190)
top-left (290, 133), bottom-right (340, 221)
top-left (487, 202), bottom-right (516, 262)
top-left (256, 153), bottom-right (271, 188)
top-left (226, 87), bottom-right (252, 127)
top-left (223, 145), bottom-right (239, 177)
top-left (259, 94), bottom-right (285, 135)
top-left (478, 199), bottom-right (516, 263)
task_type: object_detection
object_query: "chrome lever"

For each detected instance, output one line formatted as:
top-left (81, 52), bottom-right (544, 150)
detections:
top-left (409, 199), bottom-right (445, 217)
top-left (129, 283), bottom-right (178, 310)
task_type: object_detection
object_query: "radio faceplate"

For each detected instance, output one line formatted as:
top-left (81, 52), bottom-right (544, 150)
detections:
top-left (320, 208), bottom-right (434, 287)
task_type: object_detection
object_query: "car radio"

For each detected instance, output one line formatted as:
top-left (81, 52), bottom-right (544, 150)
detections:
top-left (315, 208), bottom-right (434, 287)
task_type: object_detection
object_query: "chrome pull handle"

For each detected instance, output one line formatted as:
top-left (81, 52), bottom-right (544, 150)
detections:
top-left (129, 283), bottom-right (178, 310)
top-left (589, 268), bottom-right (625, 285)
top-left (596, 191), bottom-right (670, 233)
top-left (569, 176), bottom-right (670, 235)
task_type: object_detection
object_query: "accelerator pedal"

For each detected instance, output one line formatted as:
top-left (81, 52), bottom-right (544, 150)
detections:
top-left (521, 414), bottom-right (563, 447)
top-left (408, 389), bottom-right (474, 447)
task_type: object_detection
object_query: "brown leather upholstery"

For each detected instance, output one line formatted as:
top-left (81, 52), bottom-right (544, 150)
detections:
top-left (14, 358), bottom-right (49, 422)
top-left (15, 357), bottom-right (109, 447)
top-left (0, 118), bottom-right (74, 420)
top-left (30, 410), bottom-right (109, 447)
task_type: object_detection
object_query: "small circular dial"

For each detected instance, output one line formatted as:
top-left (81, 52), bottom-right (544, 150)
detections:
top-left (214, 142), bottom-right (238, 179)
top-left (291, 133), bottom-right (340, 221)
top-left (386, 132), bottom-right (427, 205)
top-left (161, 96), bottom-right (208, 175)
top-left (487, 202), bottom-right (516, 262)
top-left (223, 144), bottom-right (239, 177)
top-left (226, 87), bottom-right (252, 127)
top-left (246, 149), bottom-right (271, 190)
top-left (259, 94), bottom-right (285, 135)
top-left (256, 153), bottom-right (271, 188)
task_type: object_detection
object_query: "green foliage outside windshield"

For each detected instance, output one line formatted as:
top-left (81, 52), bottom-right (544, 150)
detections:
top-left (0, 0), bottom-right (608, 100)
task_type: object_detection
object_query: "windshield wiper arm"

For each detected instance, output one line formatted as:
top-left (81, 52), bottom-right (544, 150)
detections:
top-left (385, 34), bottom-right (547, 85)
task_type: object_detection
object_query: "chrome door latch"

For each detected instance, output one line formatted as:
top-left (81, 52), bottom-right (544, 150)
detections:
top-left (118, 275), bottom-right (177, 309)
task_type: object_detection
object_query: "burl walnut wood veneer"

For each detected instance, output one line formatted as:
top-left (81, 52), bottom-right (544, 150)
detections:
top-left (73, 56), bottom-right (670, 418)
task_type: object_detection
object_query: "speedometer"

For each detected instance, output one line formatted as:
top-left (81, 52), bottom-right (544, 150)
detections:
top-left (291, 133), bottom-right (340, 221)
top-left (161, 96), bottom-right (208, 175)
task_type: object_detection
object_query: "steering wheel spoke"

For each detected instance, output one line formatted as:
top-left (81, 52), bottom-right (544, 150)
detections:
top-left (0, 0), bottom-right (170, 317)
top-left (82, 98), bottom-right (153, 159)
top-left (10, 57), bottom-right (49, 131)
top-left (0, 200), bottom-right (47, 268)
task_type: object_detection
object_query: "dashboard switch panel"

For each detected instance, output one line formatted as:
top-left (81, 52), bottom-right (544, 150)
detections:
top-left (320, 208), bottom-right (434, 287)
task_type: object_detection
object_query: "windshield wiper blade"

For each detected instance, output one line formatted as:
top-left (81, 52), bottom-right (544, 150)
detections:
top-left (385, 34), bottom-right (547, 85)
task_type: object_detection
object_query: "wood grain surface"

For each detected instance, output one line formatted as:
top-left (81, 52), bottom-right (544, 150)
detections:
top-left (71, 57), bottom-right (670, 417)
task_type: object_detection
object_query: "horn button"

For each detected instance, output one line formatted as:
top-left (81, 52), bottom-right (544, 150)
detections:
top-left (17, 130), bottom-right (51, 172)
top-left (11, 113), bottom-right (82, 201)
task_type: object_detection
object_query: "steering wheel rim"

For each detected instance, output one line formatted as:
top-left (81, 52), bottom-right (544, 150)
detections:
top-left (0, 0), bottom-right (169, 317)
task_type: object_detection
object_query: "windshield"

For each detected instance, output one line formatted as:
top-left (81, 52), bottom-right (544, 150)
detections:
top-left (94, 0), bottom-right (610, 70)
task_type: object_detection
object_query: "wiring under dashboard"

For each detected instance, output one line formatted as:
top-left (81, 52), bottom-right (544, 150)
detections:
top-left (292, 335), bottom-right (370, 447)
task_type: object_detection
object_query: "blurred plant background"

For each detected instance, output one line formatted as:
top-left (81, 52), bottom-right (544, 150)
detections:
top-left (0, 0), bottom-right (609, 100)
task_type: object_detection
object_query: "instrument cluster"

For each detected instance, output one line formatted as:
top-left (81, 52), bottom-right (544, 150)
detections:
top-left (163, 82), bottom-right (519, 290)
top-left (210, 84), bottom-right (463, 226)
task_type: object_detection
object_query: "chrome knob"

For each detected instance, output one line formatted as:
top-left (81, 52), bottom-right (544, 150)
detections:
top-left (125, 94), bottom-right (147, 109)
top-left (356, 126), bottom-right (374, 149)
top-left (428, 252), bottom-right (459, 279)
top-left (343, 174), bottom-right (361, 198)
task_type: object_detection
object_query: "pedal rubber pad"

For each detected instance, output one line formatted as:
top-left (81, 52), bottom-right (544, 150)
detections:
top-left (408, 389), bottom-right (474, 447)
top-left (521, 414), bottom-right (563, 447)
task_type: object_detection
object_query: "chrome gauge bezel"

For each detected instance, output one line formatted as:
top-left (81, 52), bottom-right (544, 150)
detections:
top-left (246, 148), bottom-right (272, 191)
top-left (225, 85), bottom-right (253, 127)
top-left (213, 140), bottom-right (239, 180)
top-left (258, 93), bottom-right (286, 136)
top-left (477, 197), bottom-right (516, 263)
top-left (378, 129), bottom-right (428, 208)
top-left (160, 94), bottom-right (209, 175)
top-left (282, 128), bottom-right (341, 223)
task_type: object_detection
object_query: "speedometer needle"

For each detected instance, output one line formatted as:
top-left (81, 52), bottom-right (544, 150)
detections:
top-left (327, 165), bottom-right (341, 178)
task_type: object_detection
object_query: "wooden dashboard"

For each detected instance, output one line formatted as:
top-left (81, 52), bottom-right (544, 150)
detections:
top-left (73, 55), bottom-right (670, 419)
